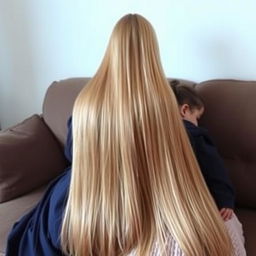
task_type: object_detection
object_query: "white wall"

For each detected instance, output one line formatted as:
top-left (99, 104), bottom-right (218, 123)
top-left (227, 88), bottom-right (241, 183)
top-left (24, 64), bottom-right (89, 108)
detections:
top-left (1, 0), bottom-right (256, 129)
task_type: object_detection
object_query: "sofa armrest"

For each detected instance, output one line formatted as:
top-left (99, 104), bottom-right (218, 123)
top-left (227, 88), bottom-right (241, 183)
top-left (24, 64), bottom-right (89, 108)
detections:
top-left (0, 115), bottom-right (68, 203)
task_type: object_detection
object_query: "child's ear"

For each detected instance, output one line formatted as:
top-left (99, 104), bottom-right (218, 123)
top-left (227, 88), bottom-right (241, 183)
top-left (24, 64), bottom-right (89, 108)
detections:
top-left (180, 104), bottom-right (189, 117)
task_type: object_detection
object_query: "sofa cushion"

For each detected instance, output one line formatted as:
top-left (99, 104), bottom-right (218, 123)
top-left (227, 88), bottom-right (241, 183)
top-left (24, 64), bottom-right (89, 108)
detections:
top-left (0, 115), bottom-right (67, 203)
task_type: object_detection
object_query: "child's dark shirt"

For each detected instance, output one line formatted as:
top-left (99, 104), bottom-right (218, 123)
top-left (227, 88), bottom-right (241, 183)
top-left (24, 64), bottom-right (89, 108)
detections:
top-left (183, 120), bottom-right (235, 210)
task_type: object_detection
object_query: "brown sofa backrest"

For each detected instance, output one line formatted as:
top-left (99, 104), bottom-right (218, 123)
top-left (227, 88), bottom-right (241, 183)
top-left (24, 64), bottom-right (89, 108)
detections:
top-left (196, 79), bottom-right (256, 209)
top-left (43, 78), bottom-right (90, 145)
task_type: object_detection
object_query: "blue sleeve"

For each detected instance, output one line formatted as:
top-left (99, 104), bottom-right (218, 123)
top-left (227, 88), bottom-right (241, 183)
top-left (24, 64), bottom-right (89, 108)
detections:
top-left (6, 169), bottom-right (71, 256)
top-left (64, 116), bottom-right (73, 164)
top-left (191, 134), bottom-right (235, 209)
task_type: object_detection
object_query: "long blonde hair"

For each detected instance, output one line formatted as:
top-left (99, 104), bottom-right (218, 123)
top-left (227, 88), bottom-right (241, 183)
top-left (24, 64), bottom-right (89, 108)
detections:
top-left (61, 14), bottom-right (233, 256)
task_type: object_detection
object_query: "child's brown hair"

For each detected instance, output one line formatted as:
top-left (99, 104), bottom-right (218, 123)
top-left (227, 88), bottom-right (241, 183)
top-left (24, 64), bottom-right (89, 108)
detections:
top-left (170, 80), bottom-right (204, 110)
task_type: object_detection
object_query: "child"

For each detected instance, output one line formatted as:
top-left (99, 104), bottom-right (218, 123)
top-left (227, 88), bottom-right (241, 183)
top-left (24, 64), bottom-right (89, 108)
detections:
top-left (171, 81), bottom-right (246, 255)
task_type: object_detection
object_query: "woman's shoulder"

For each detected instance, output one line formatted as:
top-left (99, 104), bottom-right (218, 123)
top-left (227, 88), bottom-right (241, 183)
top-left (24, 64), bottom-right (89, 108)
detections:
top-left (47, 168), bottom-right (71, 225)
top-left (49, 168), bottom-right (71, 202)
top-left (34, 168), bottom-right (71, 233)
top-left (46, 169), bottom-right (71, 247)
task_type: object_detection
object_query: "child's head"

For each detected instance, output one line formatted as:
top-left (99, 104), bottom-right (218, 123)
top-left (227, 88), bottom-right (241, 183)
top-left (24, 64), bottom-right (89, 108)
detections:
top-left (171, 80), bottom-right (204, 126)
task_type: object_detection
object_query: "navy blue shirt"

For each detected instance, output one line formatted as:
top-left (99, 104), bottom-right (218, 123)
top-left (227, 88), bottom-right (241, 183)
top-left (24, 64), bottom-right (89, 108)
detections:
top-left (183, 120), bottom-right (235, 210)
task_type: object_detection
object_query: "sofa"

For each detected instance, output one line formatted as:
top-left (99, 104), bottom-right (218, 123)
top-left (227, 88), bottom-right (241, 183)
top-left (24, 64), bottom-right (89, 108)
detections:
top-left (0, 78), bottom-right (255, 256)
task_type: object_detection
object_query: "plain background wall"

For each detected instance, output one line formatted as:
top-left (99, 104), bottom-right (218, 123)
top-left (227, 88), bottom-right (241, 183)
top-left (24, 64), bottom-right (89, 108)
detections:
top-left (1, 0), bottom-right (256, 129)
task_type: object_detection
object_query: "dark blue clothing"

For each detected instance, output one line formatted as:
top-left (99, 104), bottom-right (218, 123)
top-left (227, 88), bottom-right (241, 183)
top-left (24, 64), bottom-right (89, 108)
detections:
top-left (184, 120), bottom-right (235, 210)
top-left (6, 118), bottom-right (73, 256)
top-left (64, 117), bottom-right (72, 164)
top-left (6, 169), bottom-right (71, 256)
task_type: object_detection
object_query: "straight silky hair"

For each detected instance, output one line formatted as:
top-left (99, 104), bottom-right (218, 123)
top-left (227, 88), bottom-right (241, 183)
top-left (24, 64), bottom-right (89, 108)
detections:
top-left (61, 14), bottom-right (233, 256)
